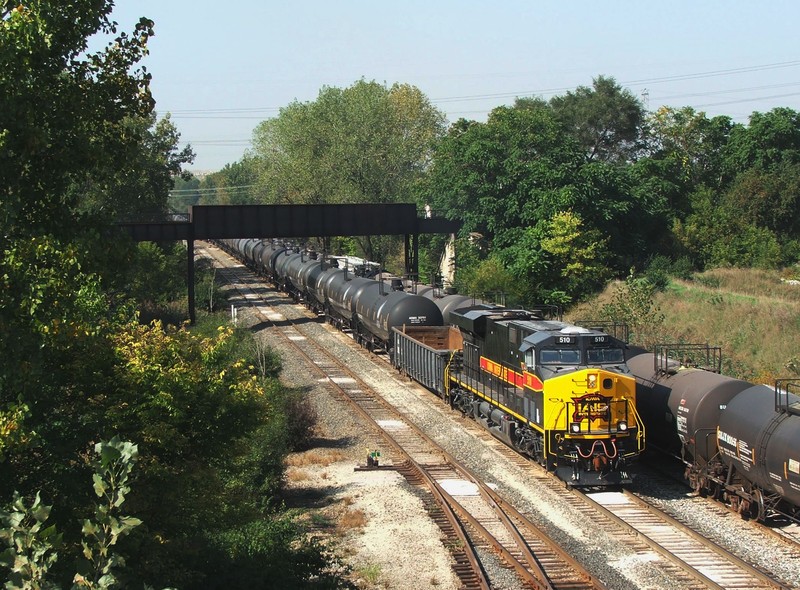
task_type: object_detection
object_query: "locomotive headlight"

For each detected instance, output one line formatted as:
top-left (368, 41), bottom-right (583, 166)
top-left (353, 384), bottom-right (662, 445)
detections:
top-left (570, 422), bottom-right (582, 433)
top-left (617, 420), bottom-right (628, 432)
top-left (587, 374), bottom-right (598, 389)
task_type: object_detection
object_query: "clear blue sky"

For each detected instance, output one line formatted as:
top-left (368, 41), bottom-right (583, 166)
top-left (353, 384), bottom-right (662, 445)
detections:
top-left (102, 0), bottom-right (800, 172)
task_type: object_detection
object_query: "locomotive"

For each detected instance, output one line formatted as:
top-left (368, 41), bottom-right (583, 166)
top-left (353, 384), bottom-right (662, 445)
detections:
top-left (217, 237), bottom-right (646, 486)
top-left (628, 346), bottom-right (800, 521)
top-left (394, 306), bottom-right (645, 486)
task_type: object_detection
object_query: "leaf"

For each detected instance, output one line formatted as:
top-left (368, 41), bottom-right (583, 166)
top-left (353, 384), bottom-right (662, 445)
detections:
top-left (92, 472), bottom-right (108, 497)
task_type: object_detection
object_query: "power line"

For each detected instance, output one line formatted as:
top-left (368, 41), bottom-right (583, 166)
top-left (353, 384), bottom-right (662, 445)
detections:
top-left (160, 59), bottom-right (800, 117)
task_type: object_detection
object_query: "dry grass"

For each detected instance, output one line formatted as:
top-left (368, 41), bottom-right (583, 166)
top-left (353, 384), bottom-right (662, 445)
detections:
top-left (285, 448), bottom-right (348, 468)
top-left (337, 507), bottom-right (368, 533)
top-left (286, 468), bottom-right (312, 482)
top-left (571, 268), bottom-right (800, 382)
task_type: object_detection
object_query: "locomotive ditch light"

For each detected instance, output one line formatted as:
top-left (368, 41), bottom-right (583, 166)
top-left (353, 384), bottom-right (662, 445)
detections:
top-left (617, 420), bottom-right (628, 432)
top-left (570, 422), bottom-right (582, 433)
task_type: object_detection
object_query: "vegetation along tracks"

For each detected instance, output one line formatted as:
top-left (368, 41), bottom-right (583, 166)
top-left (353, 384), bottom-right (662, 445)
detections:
top-left (199, 242), bottom-right (605, 590)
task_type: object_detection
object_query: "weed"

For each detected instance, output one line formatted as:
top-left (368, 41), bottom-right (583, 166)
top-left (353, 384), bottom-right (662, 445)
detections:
top-left (337, 508), bottom-right (367, 532)
top-left (310, 511), bottom-right (334, 529)
top-left (286, 448), bottom-right (348, 467)
top-left (356, 563), bottom-right (382, 585)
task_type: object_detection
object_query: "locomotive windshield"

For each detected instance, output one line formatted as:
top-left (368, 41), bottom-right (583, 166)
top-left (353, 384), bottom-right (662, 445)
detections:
top-left (587, 347), bottom-right (625, 364)
top-left (540, 349), bottom-right (581, 365)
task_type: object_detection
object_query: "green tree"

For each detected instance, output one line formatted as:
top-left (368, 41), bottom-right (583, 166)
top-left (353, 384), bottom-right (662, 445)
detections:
top-left (547, 75), bottom-right (646, 163)
top-left (1, 1), bottom-right (155, 240)
top-left (199, 156), bottom-right (260, 205)
top-left (169, 174), bottom-right (201, 212)
top-left (540, 210), bottom-right (610, 300)
top-left (1, 4), bottom-right (349, 587)
top-left (647, 106), bottom-right (732, 192)
top-left (601, 272), bottom-right (666, 350)
top-left (75, 113), bottom-right (195, 222)
top-left (723, 107), bottom-right (800, 177)
top-left (252, 80), bottom-right (446, 261)
top-left (423, 98), bottom-right (662, 303)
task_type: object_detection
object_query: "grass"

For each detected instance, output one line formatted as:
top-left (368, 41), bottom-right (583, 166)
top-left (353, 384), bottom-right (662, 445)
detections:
top-left (337, 507), bottom-right (368, 533)
top-left (285, 448), bottom-right (348, 467)
top-left (568, 267), bottom-right (800, 383)
top-left (355, 563), bottom-right (382, 585)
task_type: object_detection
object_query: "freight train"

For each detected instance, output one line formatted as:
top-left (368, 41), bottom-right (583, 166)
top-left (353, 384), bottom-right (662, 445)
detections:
top-left (217, 238), bottom-right (800, 519)
top-left (216, 238), bottom-right (646, 486)
top-left (627, 345), bottom-right (800, 522)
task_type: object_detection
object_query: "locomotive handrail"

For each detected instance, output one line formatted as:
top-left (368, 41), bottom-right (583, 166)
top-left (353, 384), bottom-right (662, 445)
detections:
top-left (573, 319), bottom-right (630, 343)
top-left (629, 400), bottom-right (646, 453)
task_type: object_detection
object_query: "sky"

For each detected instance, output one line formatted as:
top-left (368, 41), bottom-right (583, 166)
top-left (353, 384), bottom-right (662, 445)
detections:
top-left (100, 0), bottom-right (800, 173)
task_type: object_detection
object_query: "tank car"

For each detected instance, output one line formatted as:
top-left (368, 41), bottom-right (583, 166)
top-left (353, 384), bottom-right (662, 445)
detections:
top-left (258, 241), bottom-right (287, 280)
top-left (307, 260), bottom-right (344, 315)
top-left (627, 345), bottom-right (800, 521)
top-left (354, 285), bottom-right (443, 351)
top-left (626, 347), bottom-right (752, 493)
top-left (395, 304), bottom-right (645, 486)
top-left (284, 250), bottom-right (320, 301)
top-left (323, 273), bottom-right (377, 331)
top-left (717, 384), bottom-right (800, 520)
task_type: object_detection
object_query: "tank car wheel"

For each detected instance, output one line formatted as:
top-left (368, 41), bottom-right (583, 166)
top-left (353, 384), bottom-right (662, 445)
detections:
top-left (752, 489), bottom-right (766, 522)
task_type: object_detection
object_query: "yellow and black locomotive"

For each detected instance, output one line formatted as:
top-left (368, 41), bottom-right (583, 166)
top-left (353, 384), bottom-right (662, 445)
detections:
top-left (394, 304), bottom-right (645, 486)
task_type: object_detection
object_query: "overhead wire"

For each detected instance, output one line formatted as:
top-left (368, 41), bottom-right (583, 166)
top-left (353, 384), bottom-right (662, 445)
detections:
top-left (168, 59), bottom-right (800, 151)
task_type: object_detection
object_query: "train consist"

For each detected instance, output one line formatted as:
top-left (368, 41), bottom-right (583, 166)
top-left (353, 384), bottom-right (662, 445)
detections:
top-left (628, 346), bottom-right (800, 521)
top-left (218, 238), bottom-right (646, 487)
top-left (215, 237), bottom-right (800, 520)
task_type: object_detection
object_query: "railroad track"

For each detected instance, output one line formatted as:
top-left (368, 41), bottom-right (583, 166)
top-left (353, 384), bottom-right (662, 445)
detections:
top-left (584, 490), bottom-right (788, 590)
top-left (199, 243), bottom-right (605, 590)
top-left (199, 242), bottom-right (796, 589)
top-left (445, 394), bottom-right (796, 590)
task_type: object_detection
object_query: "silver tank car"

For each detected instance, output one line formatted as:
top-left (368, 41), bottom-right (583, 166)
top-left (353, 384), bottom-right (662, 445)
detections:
top-left (717, 385), bottom-right (800, 518)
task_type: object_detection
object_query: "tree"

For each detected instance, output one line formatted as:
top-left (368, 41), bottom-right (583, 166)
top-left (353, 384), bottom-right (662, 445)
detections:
top-left (75, 113), bottom-right (195, 222)
top-left (547, 75), bottom-right (646, 163)
top-left (1, 1), bottom-right (156, 240)
top-left (647, 106), bottom-right (733, 192)
top-left (1, 5), bottom-right (351, 587)
top-left (723, 107), bottom-right (800, 177)
top-left (251, 80), bottom-right (446, 261)
top-left (539, 210), bottom-right (610, 300)
top-left (199, 156), bottom-right (260, 205)
top-left (423, 99), bottom-right (662, 303)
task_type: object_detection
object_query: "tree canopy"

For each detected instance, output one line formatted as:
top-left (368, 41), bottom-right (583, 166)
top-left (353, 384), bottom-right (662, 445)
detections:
top-left (250, 80), bottom-right (446, 261)
top-left (1, 4), bottom-right (349, 588)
